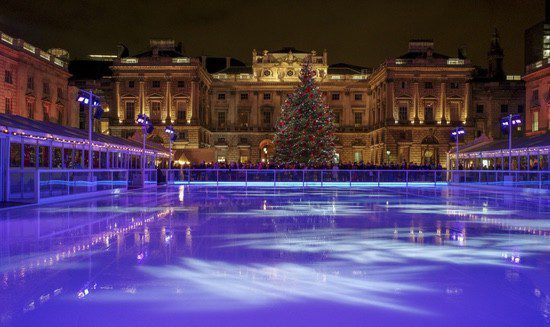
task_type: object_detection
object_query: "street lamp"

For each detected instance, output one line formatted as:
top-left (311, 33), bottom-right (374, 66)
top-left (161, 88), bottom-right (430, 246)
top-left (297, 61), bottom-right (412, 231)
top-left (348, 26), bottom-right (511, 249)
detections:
top-left (77, 90), bottom-right (103, 170)
top-left (164, 125), bottom-right (177, 170)
top-left (501, 114), bottom-right (522, 171)
top-left (386, 150), bottom-right (391, 163)
top-left (451, 127), bottom-right (465, 171)
top-left (137, 113), bottom-right (154, 185)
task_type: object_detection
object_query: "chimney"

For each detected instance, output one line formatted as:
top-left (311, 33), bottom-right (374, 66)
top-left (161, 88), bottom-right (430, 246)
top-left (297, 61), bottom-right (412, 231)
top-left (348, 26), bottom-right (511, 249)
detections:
top-left (201, 55), bottom-right (207, 68)
top-left (226, 57), bottom-right (231, 68)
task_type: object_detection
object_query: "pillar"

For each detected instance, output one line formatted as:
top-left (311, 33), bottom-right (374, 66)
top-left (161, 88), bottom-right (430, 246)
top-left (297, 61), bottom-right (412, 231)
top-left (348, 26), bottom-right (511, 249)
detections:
top-left (440, 82), bottom-right (447, 123)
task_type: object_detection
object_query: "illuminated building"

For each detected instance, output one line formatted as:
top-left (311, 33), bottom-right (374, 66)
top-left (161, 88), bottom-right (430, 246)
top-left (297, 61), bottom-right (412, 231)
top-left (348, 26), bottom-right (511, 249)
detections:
top-left (471, 29), bottom-right (525, 140)
top-left (0, 30), bottom-right (79, 127)
top-left (365, 40), bottom-right (474, 165)
top-left (71, 37), bottom-right (528, 167)
top-left (524, 7), bottom-right (550, 136)
top-left (209, 47), bottom-right (369, 163)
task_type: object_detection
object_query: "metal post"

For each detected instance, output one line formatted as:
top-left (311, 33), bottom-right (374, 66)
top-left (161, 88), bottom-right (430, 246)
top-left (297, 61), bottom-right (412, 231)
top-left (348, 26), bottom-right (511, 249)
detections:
top-left (455, 130), bottom-right (459, 171)
top-left (508, 115), bottom-right (512, 171)
top-left (88, 91), bottom-right (93, 170)
top-left (169, 140), bottom-right (172, 170)
top-left (142, 125), bottom-right (146, 186)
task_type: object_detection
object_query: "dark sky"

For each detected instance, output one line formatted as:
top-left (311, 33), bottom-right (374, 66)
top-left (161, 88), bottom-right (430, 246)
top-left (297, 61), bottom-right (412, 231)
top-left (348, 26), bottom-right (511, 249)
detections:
top-left (0, 0), bottom-right (544, 73)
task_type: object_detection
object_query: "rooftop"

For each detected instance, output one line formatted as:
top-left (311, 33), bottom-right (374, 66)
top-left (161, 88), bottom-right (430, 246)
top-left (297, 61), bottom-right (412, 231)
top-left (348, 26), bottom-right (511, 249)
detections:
top-left (0, 114), bottom-right (167, 154)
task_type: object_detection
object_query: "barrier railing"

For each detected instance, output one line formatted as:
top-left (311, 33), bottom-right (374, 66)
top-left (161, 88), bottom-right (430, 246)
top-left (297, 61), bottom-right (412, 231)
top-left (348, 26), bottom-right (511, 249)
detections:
top-left (8, 169), bottom-right (129, 203)
top-left (161, 169), bottom-right (448, 187)
top-left (448, 170), bottom-right (550, 189)
top-left (128, 169), bottom-right (158, 188)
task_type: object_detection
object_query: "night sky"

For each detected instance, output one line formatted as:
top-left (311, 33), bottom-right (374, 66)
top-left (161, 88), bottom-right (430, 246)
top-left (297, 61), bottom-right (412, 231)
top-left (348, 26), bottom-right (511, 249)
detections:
top-left (0, 0), bottom-right (544, 73)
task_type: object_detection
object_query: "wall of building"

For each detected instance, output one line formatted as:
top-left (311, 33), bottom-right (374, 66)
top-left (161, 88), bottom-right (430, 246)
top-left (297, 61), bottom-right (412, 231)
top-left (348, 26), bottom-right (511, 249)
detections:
top-left (524, 63), bottom-right (550, 135)
top-left (0, 31), bottom-right (78, 128)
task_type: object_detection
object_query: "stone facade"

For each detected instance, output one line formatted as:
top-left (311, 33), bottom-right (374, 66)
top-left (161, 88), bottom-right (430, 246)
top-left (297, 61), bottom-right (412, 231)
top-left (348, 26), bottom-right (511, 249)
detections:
top-left (524, 61), bottom-right (550, 136)
top-left (0, 30), bottom-right (79, 127)
top-left (107, 40), bottom-right (211, 154)
top-left (82, 38), bottom-right (525, 168)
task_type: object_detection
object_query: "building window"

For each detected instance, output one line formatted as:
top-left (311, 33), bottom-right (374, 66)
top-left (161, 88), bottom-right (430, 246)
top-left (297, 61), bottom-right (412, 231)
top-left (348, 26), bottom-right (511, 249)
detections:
top-left (217, 111), bottom-right (226, 128)
top-left (240, 93), bottom-right (248, 100)
top-left (178, 131), bottom-right (187, 140)
top-left (4, 70), bottom-right (12, 84)
top-left (57, 87), bottom-right (63, 99)
top-left (150, 101), bottom-right (161, 120)
top-left (354, 151), bottom-right (363, 163)
top-left (531, 89), bottom-right (539, 106)
top-left (238, 111), bottom-right (249, 127)
top-left (217, 93), bottom-right (226, 100)
top-left (398, 106), bottom-right (408, 121)
top-left (177, 80), bottom-right (185, 88)
top-left (263, 93), bottom-right (271, 100)
top-left (262, 111), bottom-right (271, 126)
top-left (532, 111), bottom-right (539, 132)
top-left (5, 98), bottom-right (12, 114)
top-left (476, 104), bottom-right (484, 114)
top-left (425, 105), bottom-right (434, 122)
top-left (333, 111), bottom-right (341, 125)
top-left (27, 76), bottom-right (34, 90)
top-left (500, 104), bottom-right (508, 113)
top-left (424, 82), bottom-right (433, 89)
top-left (450, 82), bottom-right (459, 89)
top-left (401, 81), bottom-right (406, 89)
top-left (331, 93), bottom-right (340, 101)
top-left (125, 102), bottom-right (135, 120)
top-left (517, 105), bottom-right (524, 113)
top-left (27, 101), bottom-right (34, 119)
top-left (43, 82), bottom-right (50, 95)
top-left (152, 80), bottom-right (161, 88)
top-left (177, 102), bottom-right (186, 121)
top-left (128, 81), bottom-right (135, 88)
top-left (354, 93), bottom-right (363, 101)
top-left (354, 112), bottom-right (362, 125)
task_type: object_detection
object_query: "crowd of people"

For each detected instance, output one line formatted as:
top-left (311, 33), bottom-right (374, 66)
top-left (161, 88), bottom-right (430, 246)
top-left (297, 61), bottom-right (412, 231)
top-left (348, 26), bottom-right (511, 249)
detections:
top-left (171, 161), bottom-right (445, 170)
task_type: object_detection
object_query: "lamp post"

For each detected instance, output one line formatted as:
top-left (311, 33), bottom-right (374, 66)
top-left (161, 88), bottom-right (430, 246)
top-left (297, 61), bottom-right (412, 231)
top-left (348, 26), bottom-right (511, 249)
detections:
top-left (386, 150), bottom-right (390, 164)
top-left (77, 90), bottom-right (103, 170)
top-left (451, 127), bottom-right (465, 171)
top-left (164, 125), bottom-right (177, 170)
top-left (501, 114), bottom-right (522, 171)
top-left (137, 114), bottom-right (153, 186)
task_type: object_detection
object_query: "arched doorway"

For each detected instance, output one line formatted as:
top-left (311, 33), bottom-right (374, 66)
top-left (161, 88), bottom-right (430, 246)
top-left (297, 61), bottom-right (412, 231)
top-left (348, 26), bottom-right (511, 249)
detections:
top-left (259, 139), bottom-right (274, 163)
top-left (421, 135), bottom-right (439, 165)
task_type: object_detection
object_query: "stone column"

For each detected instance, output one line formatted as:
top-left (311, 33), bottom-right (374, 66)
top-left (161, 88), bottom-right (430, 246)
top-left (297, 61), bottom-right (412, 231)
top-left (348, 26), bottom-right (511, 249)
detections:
top-left (252, 91), bottom-right (259, 129)
top-left (165, 80), bottom-right (172, 123)
top-left (190, 80), bottom-right (199, 124)
top-left (413, 82), bottom-right (419, 122)
top-left (388, 81), bottom-right (397, 122)
top-left (139, 80), bottom-right (145, 115)
top-left (274, 91), bottom-right (282, 123)
top-left (440, 82), bottom-right (446, 123)
top-left (228, 91), bottom-right (236, 127)
top-left (115, 81), bottom-right (121, 121)
top-left (462, 82), bottom-right (470, 123)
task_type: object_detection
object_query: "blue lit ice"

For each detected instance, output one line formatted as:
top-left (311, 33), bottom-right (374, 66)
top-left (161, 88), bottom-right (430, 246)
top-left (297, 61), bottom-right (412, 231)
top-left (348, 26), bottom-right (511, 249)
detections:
top-left (0, 186), bottom-right (549, 326)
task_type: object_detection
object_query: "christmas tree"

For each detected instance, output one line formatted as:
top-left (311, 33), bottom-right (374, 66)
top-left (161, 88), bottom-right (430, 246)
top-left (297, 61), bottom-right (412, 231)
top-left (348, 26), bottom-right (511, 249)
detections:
top-left (273, 62), bottom-right (336, 165)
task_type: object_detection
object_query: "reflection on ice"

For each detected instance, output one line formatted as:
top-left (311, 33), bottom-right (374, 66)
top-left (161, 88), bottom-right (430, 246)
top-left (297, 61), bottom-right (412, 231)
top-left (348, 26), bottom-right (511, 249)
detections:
top-left (133, 259), bottom-right (434, 314)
